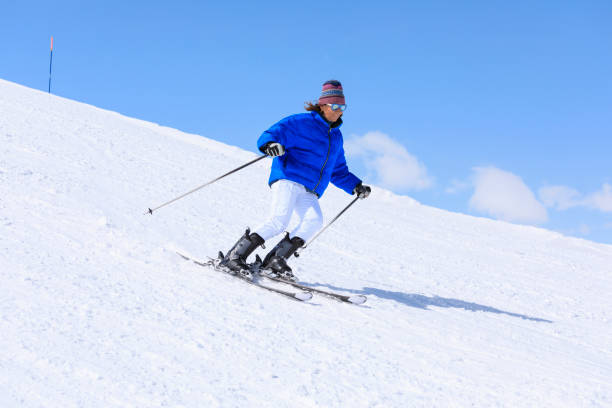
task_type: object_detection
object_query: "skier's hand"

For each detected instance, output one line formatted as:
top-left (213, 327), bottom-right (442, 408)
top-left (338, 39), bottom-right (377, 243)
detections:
top-left (265, 143), bottom-right (285, 157)
top-left (353, 183), bottom-right (371, 199)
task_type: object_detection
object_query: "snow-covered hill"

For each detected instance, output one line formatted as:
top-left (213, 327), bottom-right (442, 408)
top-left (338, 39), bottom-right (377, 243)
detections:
top-left (1, 78), bottom-right (611, 407)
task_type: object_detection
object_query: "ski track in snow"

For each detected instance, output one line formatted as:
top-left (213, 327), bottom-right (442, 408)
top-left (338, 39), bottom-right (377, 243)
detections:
top-left (1, 78), bottom-right (612, 407)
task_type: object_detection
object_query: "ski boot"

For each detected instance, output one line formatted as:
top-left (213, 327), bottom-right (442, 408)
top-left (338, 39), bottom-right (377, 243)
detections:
top-left (261, 233), bottom-right (304, 282)
top-left (221, 228), bottom-right (265, 280)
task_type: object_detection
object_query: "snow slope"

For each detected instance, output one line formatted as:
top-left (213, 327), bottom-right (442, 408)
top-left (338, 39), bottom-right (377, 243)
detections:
top-left (1, 78), bottom-right (611, 407)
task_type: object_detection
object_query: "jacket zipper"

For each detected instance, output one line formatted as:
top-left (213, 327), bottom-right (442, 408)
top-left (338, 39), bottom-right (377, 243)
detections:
top-left (313, 126), bottom-right (332, 193)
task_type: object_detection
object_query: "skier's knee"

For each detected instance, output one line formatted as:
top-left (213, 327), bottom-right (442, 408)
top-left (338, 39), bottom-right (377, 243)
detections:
top-left (306, 215), bottom-right (324, 233)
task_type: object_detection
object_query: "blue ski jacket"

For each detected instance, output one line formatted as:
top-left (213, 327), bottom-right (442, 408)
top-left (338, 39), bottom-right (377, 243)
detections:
top-left (257, 111), bottom-right (361, 198)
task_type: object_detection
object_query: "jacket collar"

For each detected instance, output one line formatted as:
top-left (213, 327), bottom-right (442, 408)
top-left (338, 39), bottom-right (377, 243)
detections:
top-left (312, 111), bottom-right (343, 129)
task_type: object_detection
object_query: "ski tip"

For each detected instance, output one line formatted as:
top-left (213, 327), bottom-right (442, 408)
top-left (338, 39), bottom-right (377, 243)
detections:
top-left (295, 291), bottom-right (313, 301)
top-left (348, 295), bottom-right (367, 305)
top-left (176, 252), bottom-right (190, 261)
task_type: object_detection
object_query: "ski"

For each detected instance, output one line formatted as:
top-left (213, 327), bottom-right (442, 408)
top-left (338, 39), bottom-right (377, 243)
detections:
top-left (262, 275), bottom-right (367, 304)
top-left (251, 256), bottom-right (366, 305)
top-left (176, 252), bottom-right (312, 302)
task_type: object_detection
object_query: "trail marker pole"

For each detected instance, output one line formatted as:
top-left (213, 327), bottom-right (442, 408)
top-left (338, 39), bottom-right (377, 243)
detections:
top-left (48, 36), bottom-right (54, 93)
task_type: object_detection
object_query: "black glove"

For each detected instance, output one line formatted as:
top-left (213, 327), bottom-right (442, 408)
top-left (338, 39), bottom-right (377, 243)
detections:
top-left (264, 142), bottom-right (285, 157)
top-left (353, 183), bottom-right (371, 199)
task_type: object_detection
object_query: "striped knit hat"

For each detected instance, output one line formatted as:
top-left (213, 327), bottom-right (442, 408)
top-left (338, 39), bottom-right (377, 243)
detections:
top-left (318, 80), bottom-right (345, 105)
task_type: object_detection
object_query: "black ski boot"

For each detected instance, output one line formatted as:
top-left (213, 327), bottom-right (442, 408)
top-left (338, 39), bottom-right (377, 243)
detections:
top-left (262, 233), bottom-right (305, 282)
top-left (222, 229), bottom-right (265, 279)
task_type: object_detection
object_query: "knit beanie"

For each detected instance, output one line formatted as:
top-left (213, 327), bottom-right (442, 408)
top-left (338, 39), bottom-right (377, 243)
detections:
top-left (318, 80), bottom-right (345, 105)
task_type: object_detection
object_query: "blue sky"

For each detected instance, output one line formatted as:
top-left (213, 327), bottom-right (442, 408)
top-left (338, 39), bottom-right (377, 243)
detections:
top-left (2, 1), bottom-right (611, 244)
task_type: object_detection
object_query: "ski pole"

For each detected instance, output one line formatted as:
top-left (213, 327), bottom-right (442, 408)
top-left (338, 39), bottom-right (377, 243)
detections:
top-left (294, 196), bottom-right (360, 257)
top-left (145, 154), bottom-right (267, 215)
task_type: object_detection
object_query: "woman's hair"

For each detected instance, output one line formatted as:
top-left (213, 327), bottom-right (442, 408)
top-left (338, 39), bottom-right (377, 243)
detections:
top-left (304, 102), bottom-right (322, 113)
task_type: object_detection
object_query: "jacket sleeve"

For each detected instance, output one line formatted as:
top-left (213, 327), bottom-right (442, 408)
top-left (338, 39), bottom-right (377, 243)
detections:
top-left (257, 116), bottom-right (292, 153)
top-left (330, 145), bottom-right (362, 195)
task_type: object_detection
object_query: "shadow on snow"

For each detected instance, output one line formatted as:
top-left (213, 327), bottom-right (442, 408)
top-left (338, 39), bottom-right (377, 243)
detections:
top-left (307, 282), bottom-right (553, 323)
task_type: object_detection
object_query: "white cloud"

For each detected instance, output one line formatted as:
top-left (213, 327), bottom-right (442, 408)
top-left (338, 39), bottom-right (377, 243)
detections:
top-left (538, 185), bottom-right (582, 210)
top-left (539, 183), bottom-right (612, 213)
top-left (585, 183), bottom-right (612, 212)
top-left (445, 179), bottom-right (470, 194)
top-left (578, 224), bottom-right (591, 236)
top-left (345, 131), bottom-right (433, 191)
top-left (469, 167), bottom-right (548, 224)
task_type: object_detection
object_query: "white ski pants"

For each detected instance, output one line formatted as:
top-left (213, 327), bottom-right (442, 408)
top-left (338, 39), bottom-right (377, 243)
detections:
top-left (253, 179), bottom-right (324, 242)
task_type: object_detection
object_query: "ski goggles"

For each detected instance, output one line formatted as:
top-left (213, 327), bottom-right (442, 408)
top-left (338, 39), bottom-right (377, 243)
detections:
top-left (327, 103), bottom-right (347, 112)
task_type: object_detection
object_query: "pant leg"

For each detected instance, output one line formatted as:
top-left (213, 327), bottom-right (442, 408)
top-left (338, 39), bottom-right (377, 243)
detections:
top-left (290, 190), bottom-right (324, 242)
top-left (253, 180), bottom-right (300, 241)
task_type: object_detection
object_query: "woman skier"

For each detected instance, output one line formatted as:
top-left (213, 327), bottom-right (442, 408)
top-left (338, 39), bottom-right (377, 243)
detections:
top-left (221, 80), bottom-right (371, 281)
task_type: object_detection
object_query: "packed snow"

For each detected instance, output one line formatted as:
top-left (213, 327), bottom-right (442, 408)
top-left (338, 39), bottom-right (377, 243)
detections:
top-left (1, 78), bottom-right (611, 407)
